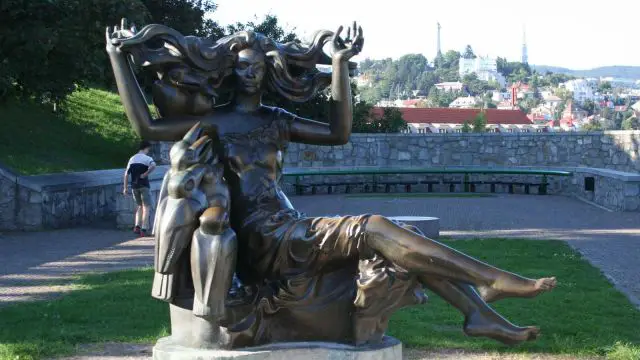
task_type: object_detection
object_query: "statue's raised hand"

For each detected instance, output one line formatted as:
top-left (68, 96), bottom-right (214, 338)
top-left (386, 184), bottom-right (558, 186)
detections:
top-left (331, 22), bottom-right (364, 62)
top-left (105, 18), bottom-right (137, 54)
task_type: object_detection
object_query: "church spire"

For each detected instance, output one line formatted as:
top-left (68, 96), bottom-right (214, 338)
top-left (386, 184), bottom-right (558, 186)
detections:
top-left (522, 25), bottom-right (528, 64)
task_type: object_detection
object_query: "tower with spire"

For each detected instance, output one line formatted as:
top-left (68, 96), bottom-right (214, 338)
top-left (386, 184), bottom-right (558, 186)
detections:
top-left (437, 22), bottom-right (442, 56)
top-left (521, 25), bottom-right (528, 64)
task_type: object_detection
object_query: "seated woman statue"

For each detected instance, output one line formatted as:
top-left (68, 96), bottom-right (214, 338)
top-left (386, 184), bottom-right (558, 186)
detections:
top-left (106, 19), bottom-right (557, 349)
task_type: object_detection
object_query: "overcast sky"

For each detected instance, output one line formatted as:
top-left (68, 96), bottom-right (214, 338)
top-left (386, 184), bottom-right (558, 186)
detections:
top-left (209, 0), bottom-right (639, 70)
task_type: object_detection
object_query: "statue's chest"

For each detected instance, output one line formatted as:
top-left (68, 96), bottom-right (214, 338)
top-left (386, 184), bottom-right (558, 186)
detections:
top-left (220, 122), bottom-right (285, 173)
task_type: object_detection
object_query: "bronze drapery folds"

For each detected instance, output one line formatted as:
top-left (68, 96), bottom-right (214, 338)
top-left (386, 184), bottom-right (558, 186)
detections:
top-left (106, 18), bottom-right (557, 350)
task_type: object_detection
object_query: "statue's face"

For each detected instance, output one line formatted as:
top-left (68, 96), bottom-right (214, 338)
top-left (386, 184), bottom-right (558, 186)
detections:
top-left (235, 48), bottom-right (266, 94)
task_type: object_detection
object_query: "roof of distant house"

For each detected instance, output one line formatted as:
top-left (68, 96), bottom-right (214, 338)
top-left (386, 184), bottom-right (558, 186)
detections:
top-left (547, 117), bottom-right (575, 127)
top-left (435, 81), bottom-right (463, 86)
top-left (544, 95), bottom-right (562, 102)
top-left (371, 107), bottom-right (533, 125)
top-left (402, 99), bottom-right (421, 107)
top-left (511, 81), bottom-right (530, 91)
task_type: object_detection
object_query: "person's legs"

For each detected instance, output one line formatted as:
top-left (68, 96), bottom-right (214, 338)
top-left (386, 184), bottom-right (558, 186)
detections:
top-left (132, 189), bottom-right (143, 234)
top-left (363, 215), bottom-right (556, 301)
top-left (140, 187), bottom-right (152, 235)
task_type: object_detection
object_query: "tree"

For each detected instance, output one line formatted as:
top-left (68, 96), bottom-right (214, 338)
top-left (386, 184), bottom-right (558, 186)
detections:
top-left (0, 0), bottom-right (220, 104)
top-left (463, 45), bottom-right (477, 59)
top-left (141, 0), bottom-right (222, 37)
top-left (225, 14), bottom-right (297, 43)
top-left (622, 115), bottom-right (640, 130)
top-left (472, 111), bottom-right (487, 132)
top-left (462, 73), bottom-right (491, 96)
top-left (379, 107), bottom-right (408, 133)
top-left (554, 101), bottom-right (567, 121)
top-left (0, 0), bottom-right (150, 104)
top-left (352, 103), bottom-right (407, 133)
top-left (462, 121), bottom-right (472, 132)
top-left (554, 87), bottom-right (573, 102)
top-left (599, 107), bottom-right (618, 130)
top-left (581, 99), bottom-right (597, 116)
top-left (582, 122), bottom-right (602, 131)
top-left (496, 57), bottom-right (531, 80)
top-left (598, 81), bottom-right (612, 93)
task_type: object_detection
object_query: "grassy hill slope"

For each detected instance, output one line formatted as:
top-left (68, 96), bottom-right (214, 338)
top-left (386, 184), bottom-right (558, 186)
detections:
top-left (0, 89), bottom-right (140, 175)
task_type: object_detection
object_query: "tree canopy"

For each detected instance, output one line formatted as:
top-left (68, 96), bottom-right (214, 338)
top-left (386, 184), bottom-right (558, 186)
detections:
top-left (358, 50), bottom-right (466, 104)
top-left (0, 0), bottom-right (225, 104)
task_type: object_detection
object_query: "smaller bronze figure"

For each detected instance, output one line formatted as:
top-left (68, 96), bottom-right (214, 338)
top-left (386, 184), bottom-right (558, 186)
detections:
top-left (107, 18), bottom-right (557, 350)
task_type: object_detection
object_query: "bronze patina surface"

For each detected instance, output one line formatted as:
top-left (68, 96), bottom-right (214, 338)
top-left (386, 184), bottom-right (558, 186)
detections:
top-left (107, 19), bottom-right (557, 349)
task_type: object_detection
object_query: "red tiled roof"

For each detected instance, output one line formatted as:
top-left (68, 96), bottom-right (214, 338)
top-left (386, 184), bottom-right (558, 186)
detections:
top-left (403, 99), bottom-right (420, 106)
top-left (371, 107), bottom-right (533, 125)
top-left (546, 118), bottom-right (574, 127)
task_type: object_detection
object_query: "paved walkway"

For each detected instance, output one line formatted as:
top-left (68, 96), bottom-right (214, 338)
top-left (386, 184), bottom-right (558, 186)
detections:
top-left (1, 194), bottom-right (639, 308)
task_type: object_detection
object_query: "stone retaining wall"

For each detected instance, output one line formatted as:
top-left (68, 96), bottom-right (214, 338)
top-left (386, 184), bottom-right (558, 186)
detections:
top-left (3, 130), bottom-right (640, 231)
top-left (154, 131), bottom-right (640, 172)
top-left (0, 165), bottom-right (167, 231)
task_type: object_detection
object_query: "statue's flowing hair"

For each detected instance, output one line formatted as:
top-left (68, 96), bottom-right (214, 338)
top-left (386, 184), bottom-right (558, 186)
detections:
top-left (123, 24), bottom-right (356, 104)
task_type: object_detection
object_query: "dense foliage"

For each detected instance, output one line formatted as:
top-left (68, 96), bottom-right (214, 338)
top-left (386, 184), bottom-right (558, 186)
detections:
top-left (0, 3), bottom-right (407, 133)
top-left (0, 0), bottom-right (223, 104)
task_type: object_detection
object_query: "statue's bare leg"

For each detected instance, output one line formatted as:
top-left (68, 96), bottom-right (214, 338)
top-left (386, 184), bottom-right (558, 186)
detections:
top-left (422, 277), bottom-right (539, 345)
top-left (365, 215), bottom-right (556, 300)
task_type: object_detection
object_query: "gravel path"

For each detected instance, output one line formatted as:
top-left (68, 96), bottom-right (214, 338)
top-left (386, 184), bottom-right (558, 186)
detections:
top-left (0, 227), bottom-right (153, 306)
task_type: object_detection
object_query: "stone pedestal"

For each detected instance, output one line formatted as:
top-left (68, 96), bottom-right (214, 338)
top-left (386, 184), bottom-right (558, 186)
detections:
top-left (152, 336), bottom-right (402, 360)
top-left (388, 216), bottom-right (440, 238)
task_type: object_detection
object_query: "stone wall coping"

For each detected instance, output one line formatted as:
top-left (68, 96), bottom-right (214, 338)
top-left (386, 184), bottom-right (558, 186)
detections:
top-left (0, 163), bottom-right (19, 183)
top-left (567, 167), bottom-right (640, 182)
top-left (285, 164), bottom-right (640, 182)
top-left (15, 165), bottom-right (169, 192)
top-left (7, 164), bottom-right (640, 193)
top-left (345, 130), bottom-right (640, 138)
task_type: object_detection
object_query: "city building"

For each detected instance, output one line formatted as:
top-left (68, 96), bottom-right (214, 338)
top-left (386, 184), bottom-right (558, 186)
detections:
top-left (561, 79), bottom-right (595, 103)
top-left (459, 56), bottom-right (506, 87)
top-left (434, 81), bottom-right (464, 92)
top-left (370, 107), bottom-right (542, 133)
top-left (449, 96), bottom-right (478, 108)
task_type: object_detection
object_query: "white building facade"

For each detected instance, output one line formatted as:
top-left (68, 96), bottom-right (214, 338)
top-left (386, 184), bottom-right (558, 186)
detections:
top-left (562, 79), bottom-right (595, 103)
top-left (459, 56), bottom-right (506, 87)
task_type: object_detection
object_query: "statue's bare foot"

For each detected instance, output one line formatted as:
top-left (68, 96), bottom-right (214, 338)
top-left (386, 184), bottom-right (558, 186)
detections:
top-left (463, 310), bottom-right (540, 346)
top-left (478, 276), bottom-right (557, 303)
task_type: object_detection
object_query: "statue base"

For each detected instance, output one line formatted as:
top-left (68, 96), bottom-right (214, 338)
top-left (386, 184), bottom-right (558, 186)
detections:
top-left (152, 336), bottom-right (402, 360)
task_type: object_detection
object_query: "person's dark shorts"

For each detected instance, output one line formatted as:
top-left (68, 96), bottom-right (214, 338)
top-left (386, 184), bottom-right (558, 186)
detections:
top-left (132, 187), bottom-right (151, 206)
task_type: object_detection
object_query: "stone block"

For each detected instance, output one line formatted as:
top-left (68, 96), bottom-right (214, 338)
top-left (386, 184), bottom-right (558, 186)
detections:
top-left (152, 336), bottom-right (402, 360)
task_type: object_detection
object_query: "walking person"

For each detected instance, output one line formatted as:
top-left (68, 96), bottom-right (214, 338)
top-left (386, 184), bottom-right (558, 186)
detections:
top-left (123, 140), bottom-right (156, 236)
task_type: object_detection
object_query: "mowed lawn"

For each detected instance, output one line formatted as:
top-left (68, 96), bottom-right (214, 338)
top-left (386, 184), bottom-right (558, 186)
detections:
top-left (0, 88), bottom-right (140, 175)
top-left (0, 239), bottom-right (638, 360)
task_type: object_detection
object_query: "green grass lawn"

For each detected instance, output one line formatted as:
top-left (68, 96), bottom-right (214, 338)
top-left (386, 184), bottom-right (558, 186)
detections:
top-left (0, 89), bottom-right (140, 175)
top-left (0, 239), bottom-right (638, 360)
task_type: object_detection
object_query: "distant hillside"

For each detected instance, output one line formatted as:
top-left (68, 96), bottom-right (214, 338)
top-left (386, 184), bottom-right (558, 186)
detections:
top-left (533, 65), bottom-right (640, 79)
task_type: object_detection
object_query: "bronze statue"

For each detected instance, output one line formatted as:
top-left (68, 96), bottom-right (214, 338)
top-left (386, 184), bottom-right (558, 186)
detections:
top-left (106, 18), bottom-right (557, 350)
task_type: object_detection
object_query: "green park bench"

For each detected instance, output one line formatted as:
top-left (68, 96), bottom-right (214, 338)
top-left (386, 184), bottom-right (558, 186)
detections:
top-left (282, 166), bottom-right (573, 196)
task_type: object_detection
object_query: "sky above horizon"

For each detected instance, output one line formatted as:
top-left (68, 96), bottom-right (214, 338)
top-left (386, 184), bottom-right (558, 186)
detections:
top-left (208, 0), bottom-right (639, 70)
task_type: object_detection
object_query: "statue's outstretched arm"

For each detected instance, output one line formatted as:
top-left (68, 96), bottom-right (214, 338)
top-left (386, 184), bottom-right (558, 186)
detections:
top-left (106, 20), bottom-right (200, 141)
top-left (289, 23), bottom-right (364, 146)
